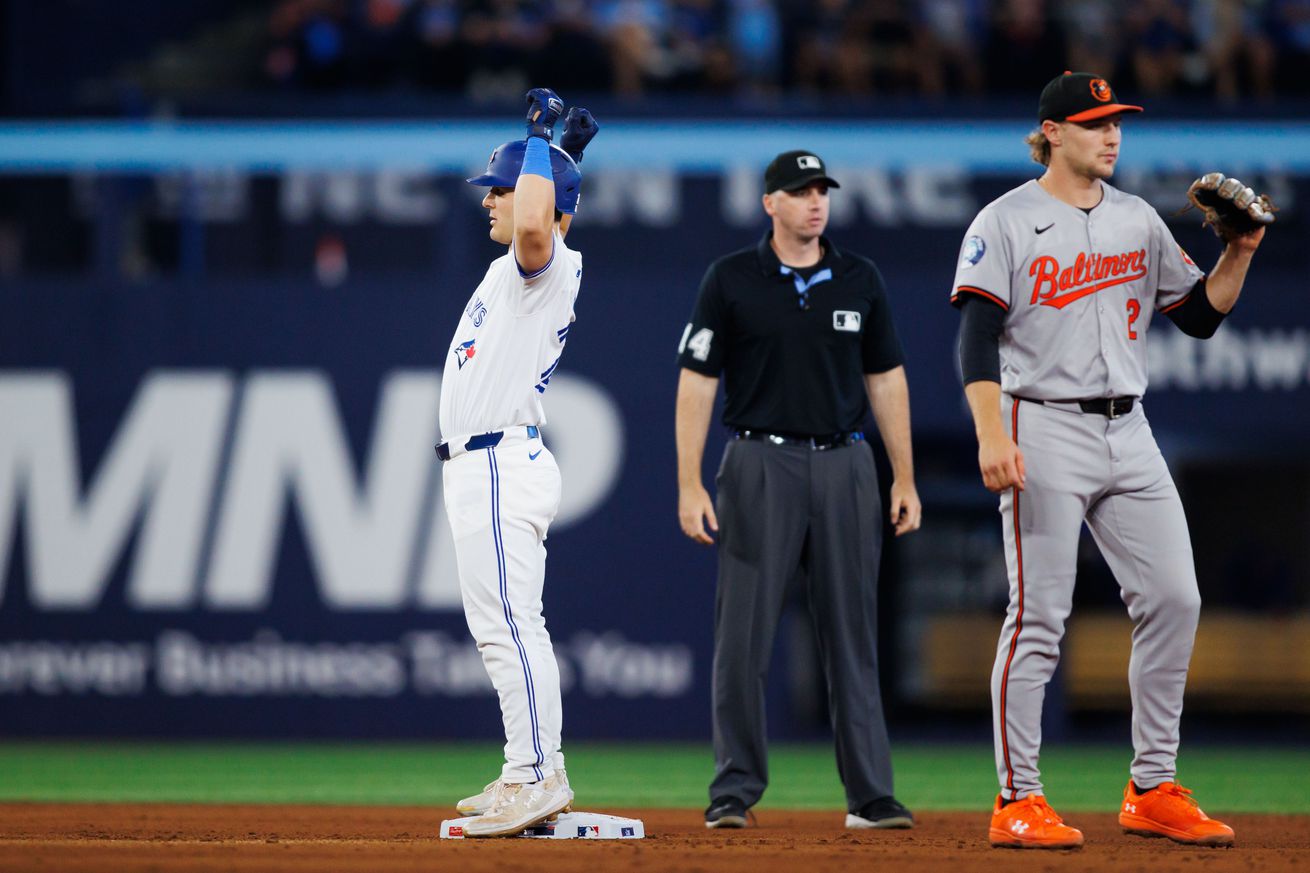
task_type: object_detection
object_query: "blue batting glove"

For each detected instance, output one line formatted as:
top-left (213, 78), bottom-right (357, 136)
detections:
top-left (524, 88), bottom-right (564, 142)
top-left (560, 108), bottom-right (599, 164)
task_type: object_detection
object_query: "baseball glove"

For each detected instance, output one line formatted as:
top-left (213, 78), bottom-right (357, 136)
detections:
top-left (1184, 172), bottom-right (1276, 241)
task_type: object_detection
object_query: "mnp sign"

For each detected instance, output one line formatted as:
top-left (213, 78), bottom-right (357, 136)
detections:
top-left (0, 370), bottom-right (624, 611)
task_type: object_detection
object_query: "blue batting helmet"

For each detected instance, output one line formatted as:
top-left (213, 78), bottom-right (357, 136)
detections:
top-left (467, 140), bottom-right (582, 215)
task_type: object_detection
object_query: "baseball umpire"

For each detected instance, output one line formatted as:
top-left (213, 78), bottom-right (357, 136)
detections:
top-left (952, 71), bottom-right (1269, 849)
top-left (437, 88), bottom-right (598, 838)
top-left (676, 150), bottom-right (921, 830)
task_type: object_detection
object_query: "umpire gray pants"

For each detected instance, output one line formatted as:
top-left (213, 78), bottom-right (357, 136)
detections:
top-left (709, 437), bottom-right (895, 811)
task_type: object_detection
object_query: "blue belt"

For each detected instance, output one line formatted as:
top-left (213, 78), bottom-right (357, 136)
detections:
top-left (435, 425), bottom-right (539, 461)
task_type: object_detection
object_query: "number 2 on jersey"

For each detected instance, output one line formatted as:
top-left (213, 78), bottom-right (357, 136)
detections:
top-left (1126, 299), bottom-right (1141, 340)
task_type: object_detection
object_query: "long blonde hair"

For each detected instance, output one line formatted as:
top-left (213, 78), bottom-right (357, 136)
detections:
top-left (1025, 127), bottom-right (1052, 167)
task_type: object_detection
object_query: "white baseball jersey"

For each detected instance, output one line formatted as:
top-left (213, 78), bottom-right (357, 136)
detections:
top-left (439, 231), bottom-right (582, 440)
top-left (950, 180), bottom-right (1203, 400)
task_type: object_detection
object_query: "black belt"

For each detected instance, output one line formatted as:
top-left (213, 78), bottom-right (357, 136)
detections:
top-left (734, 429), bottom-right (865, 450)
top-left (1019, 397), bottom-right (1136, 419)
top-left (435, 425), bottom-right (539, 461)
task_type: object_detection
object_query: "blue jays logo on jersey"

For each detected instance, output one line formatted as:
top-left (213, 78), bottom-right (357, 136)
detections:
top-left (453, 339), bottom-right (477, 369)
top-left (465, 295), bottom-right (488, 327)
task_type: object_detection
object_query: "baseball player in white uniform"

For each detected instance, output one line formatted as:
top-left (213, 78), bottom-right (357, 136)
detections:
top-left (951, 72), bottom-right (1266, 849)
top-left (437, 88), bottom-right (598, 838)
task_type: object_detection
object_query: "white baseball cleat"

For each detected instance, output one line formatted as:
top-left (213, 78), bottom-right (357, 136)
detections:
top-left (457, 779), bottom-right (505, 816)
top-left (463, 771), bottom-right (574, 837)
top-left (457, 769), bottom-right (572, 817)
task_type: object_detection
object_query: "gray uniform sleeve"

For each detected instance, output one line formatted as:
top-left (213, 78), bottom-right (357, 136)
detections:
top-left (950, 207), bottom-right (1013, 311)
top-left (1150, 208), bottom-right (1206, 314)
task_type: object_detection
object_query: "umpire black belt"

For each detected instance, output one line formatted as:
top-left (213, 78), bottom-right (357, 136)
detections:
top-left (734, 429), bottom-right (865, 450)
top-left (435, 425), bottom-right (539, 461)
top-left (1018, 397), bottom-right (1136, 419)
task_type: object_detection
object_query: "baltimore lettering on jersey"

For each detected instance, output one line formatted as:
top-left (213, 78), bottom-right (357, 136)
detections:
top-left (1029, 249), bottom-right (1148, 309)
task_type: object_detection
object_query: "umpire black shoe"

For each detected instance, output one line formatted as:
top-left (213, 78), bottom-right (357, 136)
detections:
top-left (705, 797), bottom-right (749, 829)
top-left (846, 796), bottom-right (915, 829)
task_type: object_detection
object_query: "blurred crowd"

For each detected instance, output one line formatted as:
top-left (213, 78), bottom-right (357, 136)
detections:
top-left (261, 0), bottom-right (1310, 102)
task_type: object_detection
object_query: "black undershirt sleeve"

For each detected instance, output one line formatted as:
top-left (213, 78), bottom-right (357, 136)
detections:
top-left (957, 294), bottom-right (1005, 385)
top-left (1164, 280), bottom-right (1226, 339)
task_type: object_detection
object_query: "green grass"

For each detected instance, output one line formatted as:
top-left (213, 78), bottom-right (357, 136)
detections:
top-left (0, 743), bottom-right (1306, 813)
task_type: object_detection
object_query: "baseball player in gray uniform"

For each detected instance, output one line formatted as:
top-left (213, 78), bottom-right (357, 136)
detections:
top-left (951, 72), bottom-right (1266, 849)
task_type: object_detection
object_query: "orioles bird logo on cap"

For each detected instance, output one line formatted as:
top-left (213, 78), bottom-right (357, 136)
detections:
top-left (1089, 78), bottom-right (1112, 102)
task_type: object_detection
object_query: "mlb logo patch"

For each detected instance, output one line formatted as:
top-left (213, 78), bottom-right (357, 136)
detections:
top-left (449, 826), bottom-right (463, 837)
top-left (833, 311), bottom-right (861, 332)
top-left (621, 826), bottom-right (635, 836)
top-left (453, 339), bottom-right (476, 369)
top-left (797, 155), bottom-right (821, 170)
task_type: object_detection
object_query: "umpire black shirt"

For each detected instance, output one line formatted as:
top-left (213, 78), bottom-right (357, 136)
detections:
top-left (678, 231), bottom-right (904, 436)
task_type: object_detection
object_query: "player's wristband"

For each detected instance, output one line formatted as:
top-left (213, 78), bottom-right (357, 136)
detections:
top-left (520, 136), bottom-right (552, 182)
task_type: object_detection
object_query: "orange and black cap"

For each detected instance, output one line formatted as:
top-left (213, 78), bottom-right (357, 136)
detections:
top-left (1038, 71), bottom-right (1143, 123)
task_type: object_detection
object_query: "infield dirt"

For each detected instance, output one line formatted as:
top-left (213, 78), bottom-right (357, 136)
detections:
top-left (1, 803), bottom-right (1306, 872)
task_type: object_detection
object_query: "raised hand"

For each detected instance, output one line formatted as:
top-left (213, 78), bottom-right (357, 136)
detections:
top-left (560, 107), bottom-right (599, 163)
top-left (524, 88), bottom-right (564, 142)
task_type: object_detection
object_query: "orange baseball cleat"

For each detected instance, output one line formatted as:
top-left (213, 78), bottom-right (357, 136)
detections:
top-left (1119, 781), bottom-right (1235, 846)
top-left (988, 794), bottom-right (1085, 849)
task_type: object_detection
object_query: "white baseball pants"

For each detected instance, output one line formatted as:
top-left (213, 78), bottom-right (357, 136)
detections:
top-left (443, 432), bottom-right (565, 783)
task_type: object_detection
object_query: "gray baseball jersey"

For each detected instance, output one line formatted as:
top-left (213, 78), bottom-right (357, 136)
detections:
top-left (953, 178), bottom-right (1208, 802)
top-left (951, 180), bottom-right (1203, 399)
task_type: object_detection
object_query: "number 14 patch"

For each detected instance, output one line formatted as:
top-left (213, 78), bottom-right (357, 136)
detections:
top-left (833, 311), bottom-right (861, 332)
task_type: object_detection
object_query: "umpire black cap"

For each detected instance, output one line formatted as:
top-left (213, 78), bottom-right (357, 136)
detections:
top-left (1038, 71), bottom-right (1143, 123)
top-left (765, 150), bottom-right (841, 194)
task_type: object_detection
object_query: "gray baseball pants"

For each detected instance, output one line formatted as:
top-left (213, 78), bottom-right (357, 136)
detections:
top-left (994, 394), bottom-right (1201, 800)
top-left (709, 437), bottom-right (895, 811)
